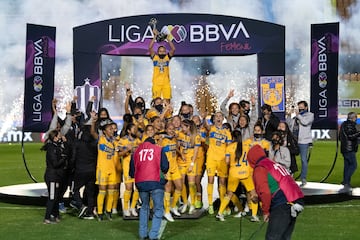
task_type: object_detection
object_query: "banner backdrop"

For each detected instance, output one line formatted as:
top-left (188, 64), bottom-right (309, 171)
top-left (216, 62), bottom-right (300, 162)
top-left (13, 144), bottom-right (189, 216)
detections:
top-left (23, 24), bottom-right (56, 132)
top-left (73, 14), bottom-right (285, 119)
top-left (310, 22), bottom-right (339, 129)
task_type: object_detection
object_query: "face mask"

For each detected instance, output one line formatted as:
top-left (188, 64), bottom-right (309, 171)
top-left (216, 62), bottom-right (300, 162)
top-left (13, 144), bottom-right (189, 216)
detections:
top-left (154, 104), bottom-right (163, 112)
top-left (299, 109), bottom-right (307, 114)
top-left (243, 109), bottom-right (250, 115)
top-left (114, 131), bottom-right (118, 137)
top-left (181, 113), bottom-right (191, 119)
top-left (136, 102), bottom-right (145, 108)
top-left (131, 133), bottom-right (137, 139)
top-left (134, 114), bottom-right (141, 120)
top-left (271, 139), bottom-right (280, 145)
top-left (254, 133), bottom-right (262, 139)
top-left (158, 54), bottom-right (166, 59)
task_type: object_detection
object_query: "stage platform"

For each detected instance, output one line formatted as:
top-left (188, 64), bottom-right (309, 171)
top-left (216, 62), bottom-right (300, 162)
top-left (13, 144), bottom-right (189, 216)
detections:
top-left (0, 182), bottom-right (359, 207)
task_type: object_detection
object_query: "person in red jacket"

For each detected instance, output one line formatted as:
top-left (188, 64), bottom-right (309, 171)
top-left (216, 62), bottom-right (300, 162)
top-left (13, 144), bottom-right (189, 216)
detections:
top-left (247, 144), bottom-right (304, 240)
top-left (130, 137), bottom-right (169, 240)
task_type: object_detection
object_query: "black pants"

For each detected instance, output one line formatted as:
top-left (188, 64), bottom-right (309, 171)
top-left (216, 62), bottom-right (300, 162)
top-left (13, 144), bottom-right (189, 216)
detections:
top-left (44, 176), bottom-right (62, 220)
top-left (266, 204), bottom-right (297, 240)
top-left (72, 171), bottom-right (96, 213)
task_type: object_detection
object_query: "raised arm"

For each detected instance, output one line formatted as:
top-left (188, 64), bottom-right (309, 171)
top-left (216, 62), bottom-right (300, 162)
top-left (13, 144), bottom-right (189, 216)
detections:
top-left (168, 36), bottom-right (176, 57)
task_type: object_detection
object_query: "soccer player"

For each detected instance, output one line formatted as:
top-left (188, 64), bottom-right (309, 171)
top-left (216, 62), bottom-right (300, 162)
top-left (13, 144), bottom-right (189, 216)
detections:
top-left (204, 111), bottom-right (232, 214)
top-left (149, 32), bottom-right (175, 103)
top-left (118, 123), bottom-right (142, 217)
top-left (241, 122), bottom-right (271, 221)
top-left (95, 119), bottom-right (117, 221)
top-left (216, 130), bottom-right (255, 221)
top-left (177, 119), bottom-right (201, 214)
top-left (158, 122), bottom-right (182, 221)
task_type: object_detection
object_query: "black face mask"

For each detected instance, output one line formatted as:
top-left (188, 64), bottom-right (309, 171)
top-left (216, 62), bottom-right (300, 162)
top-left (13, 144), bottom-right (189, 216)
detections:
top-left (136, 102), bottom-right (145, 109)
top-left (158, 54), bottom-right (166, 59)
top-left (243, 109), bottom-right (250, 115)
top-left (134, 114), bottom-right (141, 120)
top-left (254, 133), bottom-right (263, 139)
top-left (271, 139), bottom-right (280, 145)
top-left (154, 104), bottom-right (163, 112)
top-left (130, 133), bottom-right (137, 139)
top-left (181, 113), bottom-right (191, 119)
top-left (114, 131), bottom-right (118, 137)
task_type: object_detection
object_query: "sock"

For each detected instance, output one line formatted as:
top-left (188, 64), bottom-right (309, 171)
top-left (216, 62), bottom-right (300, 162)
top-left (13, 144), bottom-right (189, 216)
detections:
top-left (189, 182), bottom-right (196, 206)
top-left (97, 189), bottom-right (106, 214)
top-left (218, 195), bottom-right (231, 215)
top-left (123, 190), bottom-right (132, 211)
top-left (250, 200), bottom-right (258, 217)
top-left (171, 190), bottom-right (182, 209)
top-left (219, 184), bottom-right (226, 203)
top-left (164, 192), bottom-right (171, 214)
top-left (112, 189), bottom-right (120, 210)
top-left (207, 183), bottom-right (214, 206)
top-left (181, 184), bottom-right (188, 204)
top-left (196, 192), bottom-right (202, 202)
top-left (130, 190), bottom-right (139, 209)
top-left (230, 195), bottom-right (243, 212)
top-left (105, 189), bottom-right (114, 213)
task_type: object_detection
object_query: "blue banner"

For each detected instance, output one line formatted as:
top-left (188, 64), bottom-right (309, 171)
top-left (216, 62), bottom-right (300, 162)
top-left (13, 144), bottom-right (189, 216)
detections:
top-left (23, 24), bottom-right (56, 132)
top-left (310, 23), bottom-right (339, 129)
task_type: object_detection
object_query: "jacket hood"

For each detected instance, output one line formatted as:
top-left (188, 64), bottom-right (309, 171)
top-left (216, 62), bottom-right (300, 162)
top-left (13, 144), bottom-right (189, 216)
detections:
top-left (247, 144), bottom-right (267, 168)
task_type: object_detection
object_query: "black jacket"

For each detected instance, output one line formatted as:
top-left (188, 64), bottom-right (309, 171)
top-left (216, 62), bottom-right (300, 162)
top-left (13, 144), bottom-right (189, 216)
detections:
top-left (340, 120), bottom-right (360, 153)
top-left (44, 142), bottom-right (67, 181)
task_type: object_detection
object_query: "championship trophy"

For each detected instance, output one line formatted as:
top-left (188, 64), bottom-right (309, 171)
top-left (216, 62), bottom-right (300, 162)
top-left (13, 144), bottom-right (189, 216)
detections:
top-left (149, 18), bottom-right (168, 42)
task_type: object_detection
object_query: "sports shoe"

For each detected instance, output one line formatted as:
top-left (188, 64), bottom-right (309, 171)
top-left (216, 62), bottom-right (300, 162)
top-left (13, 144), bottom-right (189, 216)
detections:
top-left (180, 204), bottom-right (188, 214)
top-left (164, 212), bottom-right (174, 222)
top-left (194, 200), bottom-right (202, 209)
top-left (234, 211), bottom-right (246, 218)
top-left (70, 200), bottom-right (80, 210)
top-left (97, 214), bottom-right (104, 221)
top-left (123, 209), bottom-right (131, 217)
top-left (208, 205), bottom-right (214, 215)
top-left (300, 179), bottom-right (307, 187)
top-left (43, 219), bottom-right (56, 224)
top-left (244, 203), bottom-right (249, 213)
top-left (170, 207), bottom-right (181, 216)
top-left (188, 205), bottom-right (195, 214)
top-left (78, 206), bottom-right (88, 218)
top-left (216, 213), bottom-right (225, 222)
top-left (223, 207), bottom-right (231, 216)
top-left (59, 202), bottom-right (66, 213)
top-left (130, 208), bottom-right (138, 217)
top-left (104, 211), bottom-right (113, 221)
top-left (112, 208), bottom-right (118, 215)
top-left (82, 213), bottom-right (95, 220)
top-left (250, 215), bottom-right (260, 222)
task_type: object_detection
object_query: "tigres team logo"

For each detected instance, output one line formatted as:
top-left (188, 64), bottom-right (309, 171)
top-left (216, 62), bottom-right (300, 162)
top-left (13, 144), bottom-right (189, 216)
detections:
top-left (260, 76), bottom-right (284, 112)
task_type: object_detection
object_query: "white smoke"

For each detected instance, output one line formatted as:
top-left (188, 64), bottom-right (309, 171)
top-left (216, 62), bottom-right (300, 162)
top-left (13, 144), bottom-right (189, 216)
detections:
top-left (0, 0), bottom-right (358, 136)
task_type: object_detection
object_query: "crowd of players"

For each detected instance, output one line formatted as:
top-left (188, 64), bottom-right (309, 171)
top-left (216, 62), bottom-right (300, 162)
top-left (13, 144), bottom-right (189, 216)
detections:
top-left (41, 86), bottom-right (314, 225)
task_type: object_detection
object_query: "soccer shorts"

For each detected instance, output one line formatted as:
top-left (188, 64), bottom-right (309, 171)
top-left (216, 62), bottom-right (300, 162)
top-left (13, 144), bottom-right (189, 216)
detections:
top-left (206, 158), bottom-right (228, 178)
top-left (96, 169), bottom-right (117, 186)
top-left (122, 157), bottom-right (135, 184)
top-left (152, 83), bottom-right (171, 99)
top-left (227, 175), bottom-right (255, 193)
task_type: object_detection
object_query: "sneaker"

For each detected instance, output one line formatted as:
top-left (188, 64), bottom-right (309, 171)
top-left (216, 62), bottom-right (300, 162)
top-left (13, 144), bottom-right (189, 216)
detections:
top-left (97, 214), bottom-right (104, 221)
top-left (250, 215), bottom-right (260, 222)
top-left (78, 206), bottom-right (88, 218)
top-left (104, 211), bottom-right (113, 221)
top-left (170, 207), bottom-right (181, 217)
top-left (123, 209), bottom-right (131, 217)
top-left (112, 208), bottom-right (118, 215)
top-left (70, 200), bottom-right (80, 210)
top-left (216, 213), bottom-right (225, 222)
top-left (188, 205), bottom-right (195, 214)
top-left (300, 179), bottom-right (307, 187)
top-left (339, 184), bottom-right (352, 194)
top-left (43, 219), bottom-right (55, 224)
top-left (82, 213), bottom-right (95, 220)
top-left (234, 211), bottom-right (246, 218)
top-left (208, 205), bottom-right (214, 215)
top-left (244, 203), bottom-right (249, 213)
top-left (180, 204), bottom-right (188, 214)
top-left (164, 212), bottom-right (174, 222)
top-left (223, 207), bottom-right (231, 216)
top-left (59, 202), bottom-right (66, 214)
top-left (130, 208), bottom-right (138, 217)
top-left (194, 200), bottom-right (202, 209)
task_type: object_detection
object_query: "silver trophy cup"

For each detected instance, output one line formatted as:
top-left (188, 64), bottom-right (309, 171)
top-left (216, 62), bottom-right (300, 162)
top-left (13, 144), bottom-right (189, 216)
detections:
top-left (149, 18), bottom-right (168, 42)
